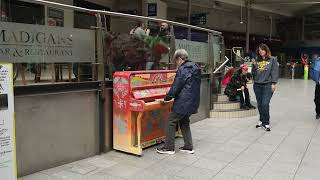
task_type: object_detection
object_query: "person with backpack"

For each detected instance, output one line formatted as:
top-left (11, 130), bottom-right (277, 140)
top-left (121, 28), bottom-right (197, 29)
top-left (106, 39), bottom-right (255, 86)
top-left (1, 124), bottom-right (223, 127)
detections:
top-left (310, 54), bottom-right (320, 119)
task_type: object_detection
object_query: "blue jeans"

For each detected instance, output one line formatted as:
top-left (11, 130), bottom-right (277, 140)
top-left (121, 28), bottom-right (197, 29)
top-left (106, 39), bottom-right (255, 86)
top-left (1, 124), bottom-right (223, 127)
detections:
top-left (253, 83), bottom-right (273, 125)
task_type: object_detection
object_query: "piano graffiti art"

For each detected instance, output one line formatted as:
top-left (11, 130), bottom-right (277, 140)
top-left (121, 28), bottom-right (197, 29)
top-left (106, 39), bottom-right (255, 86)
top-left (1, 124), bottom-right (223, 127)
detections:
top-left (113, 70), bottom-right (176, 155)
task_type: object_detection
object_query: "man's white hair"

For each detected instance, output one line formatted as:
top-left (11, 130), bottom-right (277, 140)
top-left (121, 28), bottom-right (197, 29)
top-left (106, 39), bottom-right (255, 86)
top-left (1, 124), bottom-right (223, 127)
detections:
top-left (174, 49), bottom-right (189, 60)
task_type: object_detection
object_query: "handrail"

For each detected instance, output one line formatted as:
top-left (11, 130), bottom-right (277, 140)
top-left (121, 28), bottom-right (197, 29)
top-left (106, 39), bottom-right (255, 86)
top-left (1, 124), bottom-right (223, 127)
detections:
top-left (232, 47), bottom-right (246, 61)
top-left (27, 0), bottom-right (222, 35)
top-left (213, 56), bottom-right (229, 74)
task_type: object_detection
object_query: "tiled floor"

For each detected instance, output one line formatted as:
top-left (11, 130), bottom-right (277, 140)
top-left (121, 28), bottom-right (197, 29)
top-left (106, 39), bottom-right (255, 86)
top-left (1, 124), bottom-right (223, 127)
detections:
top-left (20, 79), bottom-right (320, 180)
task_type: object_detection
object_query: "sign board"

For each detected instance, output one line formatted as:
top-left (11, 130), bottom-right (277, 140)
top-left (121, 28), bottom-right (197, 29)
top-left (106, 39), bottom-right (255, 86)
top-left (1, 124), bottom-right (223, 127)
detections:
top-left (191, 13), bottom-right (207, 25)
top-left (148, 3), bottom-right (157, 16)
top-left (0, 63), bottom-right (17, 180)
top-left (0, 21), bottom-right (95, 63)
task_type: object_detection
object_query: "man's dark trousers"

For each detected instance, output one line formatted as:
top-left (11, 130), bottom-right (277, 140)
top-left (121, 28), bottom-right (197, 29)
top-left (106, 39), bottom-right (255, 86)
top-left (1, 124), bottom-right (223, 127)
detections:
top-left (164, 112), bottom-right (193, 150)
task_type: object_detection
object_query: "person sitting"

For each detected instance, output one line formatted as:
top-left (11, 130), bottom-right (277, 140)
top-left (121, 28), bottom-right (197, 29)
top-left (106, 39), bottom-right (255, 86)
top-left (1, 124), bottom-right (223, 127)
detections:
top-left (224, 64), bottom-right (256, 110)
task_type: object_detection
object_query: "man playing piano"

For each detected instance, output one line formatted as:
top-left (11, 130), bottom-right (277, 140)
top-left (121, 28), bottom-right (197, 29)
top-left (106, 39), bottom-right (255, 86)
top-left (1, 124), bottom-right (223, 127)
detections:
top-left (156, 49), bottom-right (201, 155)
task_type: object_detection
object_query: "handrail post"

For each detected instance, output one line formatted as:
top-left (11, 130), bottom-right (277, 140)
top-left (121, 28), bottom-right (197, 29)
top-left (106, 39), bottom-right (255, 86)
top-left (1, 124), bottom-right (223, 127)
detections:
top-left (208, 33), bottom-right (214, 111)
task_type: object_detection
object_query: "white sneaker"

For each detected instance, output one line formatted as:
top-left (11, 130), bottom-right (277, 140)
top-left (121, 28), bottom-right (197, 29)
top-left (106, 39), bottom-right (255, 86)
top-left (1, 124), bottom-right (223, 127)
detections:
top-left (179, 147), bottom-right (195, 154)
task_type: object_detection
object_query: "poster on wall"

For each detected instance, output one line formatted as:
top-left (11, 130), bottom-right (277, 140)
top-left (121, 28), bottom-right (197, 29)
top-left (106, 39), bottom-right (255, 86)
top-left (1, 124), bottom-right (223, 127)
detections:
top-left (0, 63), bottom-right (17, 180)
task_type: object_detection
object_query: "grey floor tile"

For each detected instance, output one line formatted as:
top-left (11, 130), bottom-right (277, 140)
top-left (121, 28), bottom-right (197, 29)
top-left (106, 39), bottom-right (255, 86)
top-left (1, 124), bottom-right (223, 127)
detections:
top-left (96, 164), bottom-right (142, 178)
top-left (295, 165), bottom-right (320, 180)
top-left (163, 153), bottom-right (200, 166)
top-left (68, 163), bottom-right (99, 175)
top-left (19, 173), bottom-right (61, 180)
top-left (40, 165), bottom-right (73, 176)
top-left (52, 170), bottom-right (84, 180)
top-left (192, 158), bottom-right (229, 172)
top-left (202, 150), bottom-right (239, 163)
top-left (146, 160), bottom-right (187, 176)
top-left (175, 166), bottom-right (217, 180)
top-left (129, 171), bottom-right (173, 180)
top-left (82, 174), bottom-right (126, 180)
top-left (222, 163), bottom-right (261, 178)
top-left (254, 170), bottom-right (294, 180)
top-left (262, 159), bottom-right (299, 174)
top-left (212, 172), bottom-right (252, 180)
top-left (86, 156), bottom-right (119, 169)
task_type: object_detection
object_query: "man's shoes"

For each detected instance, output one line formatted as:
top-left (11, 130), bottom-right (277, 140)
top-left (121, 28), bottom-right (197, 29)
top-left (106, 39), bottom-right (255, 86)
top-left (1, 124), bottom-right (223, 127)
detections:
top-left (256, 122), bottom-right (262, 128)
top-left (316, 114), bottom-right (320, 119)
top-left (179, 147), bottom-right (195, 154)
top-left (240, 105), bottom-right (250, 110)
top-left (156, 147), bottom-right (175, 155)
top-left (246, 104), bottom-right (256, 109)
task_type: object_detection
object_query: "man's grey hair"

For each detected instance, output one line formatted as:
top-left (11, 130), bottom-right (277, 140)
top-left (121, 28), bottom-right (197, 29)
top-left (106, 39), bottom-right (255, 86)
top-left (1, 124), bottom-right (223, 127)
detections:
top-left (174, 49), bottom-right (189, 60)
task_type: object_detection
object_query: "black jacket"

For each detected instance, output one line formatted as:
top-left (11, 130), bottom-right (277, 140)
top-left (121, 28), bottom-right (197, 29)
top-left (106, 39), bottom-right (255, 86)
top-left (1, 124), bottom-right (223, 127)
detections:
top-left (164, 60), bottom-right (201, 115)
top-left (225, 70), bottom-right (248, 97)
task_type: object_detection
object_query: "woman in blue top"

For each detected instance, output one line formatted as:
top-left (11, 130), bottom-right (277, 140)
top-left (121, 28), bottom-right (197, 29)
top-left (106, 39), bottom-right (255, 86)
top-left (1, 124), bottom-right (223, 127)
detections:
top-left (252, 44), bottom-right (279, 131)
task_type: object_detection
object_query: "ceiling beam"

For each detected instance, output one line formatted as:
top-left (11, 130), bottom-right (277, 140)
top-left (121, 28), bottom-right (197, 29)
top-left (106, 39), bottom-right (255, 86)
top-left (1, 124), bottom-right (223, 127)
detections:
top-left (214, 0), bottom-right (294, 17)
top-left (253, 0), bottom-right (320, 5)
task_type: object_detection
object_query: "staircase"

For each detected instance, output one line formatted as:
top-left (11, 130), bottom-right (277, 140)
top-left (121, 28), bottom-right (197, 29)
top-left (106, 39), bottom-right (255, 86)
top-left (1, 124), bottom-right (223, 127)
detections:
top-left (210, 90), bottom-right (257, 119)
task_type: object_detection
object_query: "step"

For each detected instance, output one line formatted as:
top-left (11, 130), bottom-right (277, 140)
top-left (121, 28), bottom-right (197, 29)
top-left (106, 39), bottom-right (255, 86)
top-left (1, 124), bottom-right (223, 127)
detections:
top-left (213, 101), bottom-right (240, 110)
top-left (213, 94), bottom-right (229, 102)
top-left (210, 109), bottom-right (257, 119)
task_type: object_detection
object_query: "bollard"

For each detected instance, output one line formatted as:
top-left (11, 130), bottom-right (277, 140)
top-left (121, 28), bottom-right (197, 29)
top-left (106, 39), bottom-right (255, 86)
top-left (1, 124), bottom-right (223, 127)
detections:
top-left (291, 64), bottom-right (295, 79)
top-left (304, 65), bottom-right (309, 80)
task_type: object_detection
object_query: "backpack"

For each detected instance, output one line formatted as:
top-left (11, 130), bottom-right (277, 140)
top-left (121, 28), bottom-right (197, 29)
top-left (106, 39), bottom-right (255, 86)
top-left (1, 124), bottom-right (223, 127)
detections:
top-left (310, 59), bottom-right (320, 83)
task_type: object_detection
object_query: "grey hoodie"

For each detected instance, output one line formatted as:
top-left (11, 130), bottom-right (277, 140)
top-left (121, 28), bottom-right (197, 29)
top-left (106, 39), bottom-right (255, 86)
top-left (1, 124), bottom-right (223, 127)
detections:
top-left (252, 56), bottom-right (279, 84)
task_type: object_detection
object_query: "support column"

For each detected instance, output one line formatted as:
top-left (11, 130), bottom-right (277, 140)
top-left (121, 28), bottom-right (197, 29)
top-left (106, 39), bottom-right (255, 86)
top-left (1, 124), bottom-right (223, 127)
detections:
top-left (302, 16), bottom-right (305, 41)
top-left (246, 0), bottom-right (251, 53)
top-left (187, 0), bottom-right (191, 40)
top-left (96, 13), bottom-right (106, 153)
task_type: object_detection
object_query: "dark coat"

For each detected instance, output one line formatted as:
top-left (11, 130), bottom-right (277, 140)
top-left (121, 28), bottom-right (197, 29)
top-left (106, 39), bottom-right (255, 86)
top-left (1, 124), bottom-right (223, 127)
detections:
top-left (164, 60), bottom-right (201, 115)
top-left (224, 70), bottom-right (248, 98)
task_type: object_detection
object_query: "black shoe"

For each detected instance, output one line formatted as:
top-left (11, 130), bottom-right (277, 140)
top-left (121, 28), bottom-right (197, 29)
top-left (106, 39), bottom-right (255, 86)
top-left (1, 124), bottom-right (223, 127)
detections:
top-left (240, 105), bottom-right (250, 110)
top-left (256, 122), bottom-right (262, 128)
top-left (316, 114), bottom-right (320, 119)
top-left (247, 104), bottom-right (256, 109)
top-left (179, 147), bottom-right (195, 154)
top-left (156, 147), bottom-right (175, 155)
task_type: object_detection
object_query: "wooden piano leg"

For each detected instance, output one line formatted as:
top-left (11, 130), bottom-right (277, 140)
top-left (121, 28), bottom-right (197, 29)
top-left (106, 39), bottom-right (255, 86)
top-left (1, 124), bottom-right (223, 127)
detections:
top-left (137, 112), bottom-right (143, 151)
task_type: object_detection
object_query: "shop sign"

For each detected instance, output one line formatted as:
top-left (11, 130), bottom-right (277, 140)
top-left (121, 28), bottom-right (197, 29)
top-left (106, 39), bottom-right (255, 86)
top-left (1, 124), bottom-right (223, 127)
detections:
top-left (0, 63), bottom-right (17, 180)
top-left (0, 21), bottom-right (95, 63)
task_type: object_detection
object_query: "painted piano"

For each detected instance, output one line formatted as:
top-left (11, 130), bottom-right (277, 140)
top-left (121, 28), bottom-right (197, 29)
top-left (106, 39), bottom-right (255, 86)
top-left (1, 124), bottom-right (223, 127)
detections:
top-left (113, 70), bottom-right (176, 155)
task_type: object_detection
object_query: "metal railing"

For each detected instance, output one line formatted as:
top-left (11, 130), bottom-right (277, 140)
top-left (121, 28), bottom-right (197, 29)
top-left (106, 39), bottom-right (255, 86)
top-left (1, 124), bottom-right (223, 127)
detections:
top-left (27, 0), bottom-right (222, 35)
top-left (213, 56), bottom-right (230, 74)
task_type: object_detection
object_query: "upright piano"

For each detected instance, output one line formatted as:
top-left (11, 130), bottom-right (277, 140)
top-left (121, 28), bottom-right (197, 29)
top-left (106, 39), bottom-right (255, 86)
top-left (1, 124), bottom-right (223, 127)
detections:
top-left (113, 70), bottom-right (176, 155)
